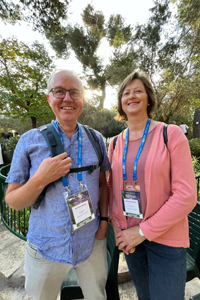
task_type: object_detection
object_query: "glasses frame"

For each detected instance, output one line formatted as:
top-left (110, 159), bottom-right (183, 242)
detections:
top-left (49, 87), bottom-right (83, 100)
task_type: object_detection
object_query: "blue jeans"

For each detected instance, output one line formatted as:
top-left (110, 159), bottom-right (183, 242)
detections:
top-left (125, 240), bottom-right (186, 300)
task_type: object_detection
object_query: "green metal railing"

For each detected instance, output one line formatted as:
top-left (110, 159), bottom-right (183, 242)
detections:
top-left (0, 164), bottom-right (30, 241)
top-left (197, 175), bottom-right (200, 202)
top-left (0, 164), bottom-right (200, 241)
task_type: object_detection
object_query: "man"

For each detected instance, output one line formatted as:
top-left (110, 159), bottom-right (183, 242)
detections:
top-left (179, 122), bottom-right (189, 137)
top-left (5, 70), bottom-right (110, 300)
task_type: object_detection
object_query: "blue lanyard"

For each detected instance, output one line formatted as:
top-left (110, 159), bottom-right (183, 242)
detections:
top-left (77, 123), bottom-right (82, 181)
top-left (53, 121), bottom-right (83, 187)
top-left (122, 119), bottom-right (151, 182)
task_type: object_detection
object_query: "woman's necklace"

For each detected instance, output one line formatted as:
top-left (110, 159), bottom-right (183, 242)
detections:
top-left (129, 129), bottom-right (144, 139)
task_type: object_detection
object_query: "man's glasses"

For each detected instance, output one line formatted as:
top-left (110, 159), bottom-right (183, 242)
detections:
top-left (49, 87), bottom-right (83, 100)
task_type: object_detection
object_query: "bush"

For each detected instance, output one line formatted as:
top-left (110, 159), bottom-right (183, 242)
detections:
top-left (1, 136), bottom-right (20, 164)
top-left (192, 156), bottom-right (200, 176)
top-left (189, 138), bottom-right (200, 158)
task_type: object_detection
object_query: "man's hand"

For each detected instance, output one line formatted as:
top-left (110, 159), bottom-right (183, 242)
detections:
top-left (95, 220), bottom-right (108, 240)
top-left (5, 152), bottom-right (72, 210)
top-left (33, 152), bottom-right (72, 188)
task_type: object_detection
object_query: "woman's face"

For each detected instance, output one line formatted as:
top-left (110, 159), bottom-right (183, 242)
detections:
top-left (121, 79), bottom-right (148, 118)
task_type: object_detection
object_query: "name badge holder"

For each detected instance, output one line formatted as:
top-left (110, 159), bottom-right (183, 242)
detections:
top-left (121, 119), bottom-right (151, 219)
top-left (54, 121), bottom-right (95, 231)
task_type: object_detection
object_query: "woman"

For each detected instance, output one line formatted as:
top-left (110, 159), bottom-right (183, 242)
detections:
top-left (108, 71), bottom-right (197, 300)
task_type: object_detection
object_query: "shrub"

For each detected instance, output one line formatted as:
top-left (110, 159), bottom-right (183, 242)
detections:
top-left (1, 136), bottom-right (20, 164)
top-left (192, 156), bottom-right (200, 175)
top-left (189, 138), bottom-right (200, 158)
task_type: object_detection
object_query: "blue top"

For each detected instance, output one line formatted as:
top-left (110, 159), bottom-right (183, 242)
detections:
top-left (6, 121), bottom-right (111, 265)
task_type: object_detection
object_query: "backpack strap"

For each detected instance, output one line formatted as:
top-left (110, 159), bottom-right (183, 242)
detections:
top-left (113, 135), bottom-right (118, 151)
top-left (113, 124), bottom-right (168, 152)
top-left (39, 124), bottom-right (64, 157)
top-left (69, 125), bottom-right (102, 174)
top-left (33, 124), bottom-right (63, 209)
top-left (33, 123), bottom-right (103, 209)
top-left (82, 125), bottom-right (103, 167)
top-left (32, 185), bottom-right (49, 209)
top-left (39, 123), bottom-right (103, 168)
top-left (163, 124), bottom-right (168, 147)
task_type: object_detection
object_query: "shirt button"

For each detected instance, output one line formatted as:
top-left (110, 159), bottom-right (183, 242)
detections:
top-left (70, 175), bottom-right (73, 178)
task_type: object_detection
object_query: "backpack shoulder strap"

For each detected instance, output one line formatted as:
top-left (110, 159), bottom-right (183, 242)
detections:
top-left (113, 135), bottom-right (118, 151)
top-left (34, 123), bottom-right (63, 209)
top-left (39, 123), bottom-right (64, 157)
top-left (113, 126), bottom-right (168, 149)
top-left (82, 125), bottom-right (103, 167)
top-left (163, 124), bottom-right (168, 147)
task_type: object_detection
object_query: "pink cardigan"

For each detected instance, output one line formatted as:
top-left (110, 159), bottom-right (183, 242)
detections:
top-left (108, 122), bottom-right (197, 248)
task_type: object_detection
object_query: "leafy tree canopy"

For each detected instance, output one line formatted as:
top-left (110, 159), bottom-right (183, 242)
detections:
top-left (2, 0), bottom-right (200, 129)
top-left (49, 3), bottom-right (133, 108)
top-left (0, 0), bottom-right (70, 57)
top-left (107, 0), bottom-right (200, 123)
top-left (0, 37), bottom-right (55, 128)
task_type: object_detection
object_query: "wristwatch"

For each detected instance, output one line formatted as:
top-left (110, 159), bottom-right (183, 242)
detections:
top-left (99, 216), bottom-right (109, 222)
top-left (138, 225), bottom-right (145, 237)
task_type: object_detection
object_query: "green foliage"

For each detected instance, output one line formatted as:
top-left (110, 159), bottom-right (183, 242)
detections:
top-left (0, 0), bottom-right (70, 57)
top-left (0, 1), bottom-right (21, 24)
top-left (107, 14), bottom-right (132, 47)
top-left (82, 4), bottom-right (105, 37)
top-left (50, 4), bottom-right (135, 108)
top-left (78, 101), bottom-right (126, 138)
top-left (1, 136), bottom-right (20, 163)
top-left (0, 114), bottom-right (54, 136)
top-left (18, 208), bottom-right (30, 236)
top-left (174, 0), bottom-right (200, 30)
top-left (0, 37), bottom-right (55, 127)
top-left (2, 0), bottom-right (200, 128)
top-left (192, 156), bottom-right (200, 175)
top-left (189, 138), bottom-right (200, 158)
top-left (0, 115), bottom-right (30, 135)
top-left (106, 49), bottom-right (138, 86)
top-left (3, 203), bottom-right (30, 237)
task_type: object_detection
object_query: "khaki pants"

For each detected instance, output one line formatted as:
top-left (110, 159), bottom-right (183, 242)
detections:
top-left (24, 239), bottom-right (107, 300)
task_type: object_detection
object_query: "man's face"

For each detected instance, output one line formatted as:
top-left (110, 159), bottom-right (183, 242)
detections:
top-left (47, 71), bottom-right (84, 126)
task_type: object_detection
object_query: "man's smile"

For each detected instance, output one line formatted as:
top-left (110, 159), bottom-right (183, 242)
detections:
top-left (61, 106), bottom-right (75, 110)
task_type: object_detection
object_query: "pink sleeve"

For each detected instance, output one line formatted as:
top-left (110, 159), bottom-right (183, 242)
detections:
top-left (140, 126), bottom-right (197, 240)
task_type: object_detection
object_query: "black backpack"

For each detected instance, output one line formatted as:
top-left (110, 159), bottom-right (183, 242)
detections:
top-left (33, 123), bottom-right (103, 209)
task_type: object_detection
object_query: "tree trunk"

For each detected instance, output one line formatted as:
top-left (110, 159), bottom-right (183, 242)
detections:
top-left (99, 83), bottom-right (106, 109)
top-left (193, 109), bottom-right (200, 138)
top-left (31, 116), bottom-right (37, 128)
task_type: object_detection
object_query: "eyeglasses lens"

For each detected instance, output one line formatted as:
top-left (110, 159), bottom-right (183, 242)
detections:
top-left (52, 88), bottom-right (82, 100)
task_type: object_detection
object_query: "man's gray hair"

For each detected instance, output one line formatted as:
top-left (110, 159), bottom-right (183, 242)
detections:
top-left (47, 69), bottom-right (84, 93)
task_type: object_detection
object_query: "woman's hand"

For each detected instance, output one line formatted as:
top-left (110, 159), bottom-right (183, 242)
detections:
top-left (111, 219), bottom-right (129, 255)
top-left (115, 226), bottom-right (146, 254)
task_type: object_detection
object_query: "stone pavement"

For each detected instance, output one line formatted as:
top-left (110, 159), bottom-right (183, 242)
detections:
top-left (0, 218), bottom-right (200, 300)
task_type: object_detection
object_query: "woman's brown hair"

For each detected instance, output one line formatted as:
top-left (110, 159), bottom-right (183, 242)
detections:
top-left (117, 71), bottom-right (156, 120)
